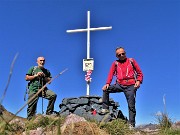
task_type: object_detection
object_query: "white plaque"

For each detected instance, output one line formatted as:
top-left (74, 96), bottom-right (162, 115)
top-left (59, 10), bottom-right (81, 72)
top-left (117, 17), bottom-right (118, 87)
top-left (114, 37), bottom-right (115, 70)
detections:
top-left (83, 58), bottom-right (94, 71)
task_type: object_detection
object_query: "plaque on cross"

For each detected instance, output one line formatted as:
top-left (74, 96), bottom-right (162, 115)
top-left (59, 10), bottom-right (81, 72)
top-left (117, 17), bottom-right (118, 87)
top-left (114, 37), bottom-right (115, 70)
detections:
top-left (67, 11), bottom-right (112, 96)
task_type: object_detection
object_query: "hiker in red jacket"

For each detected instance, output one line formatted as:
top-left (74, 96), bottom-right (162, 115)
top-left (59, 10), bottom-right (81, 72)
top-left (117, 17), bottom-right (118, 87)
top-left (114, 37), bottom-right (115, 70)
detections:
top-left (101, 47), bottom-right (143, 128)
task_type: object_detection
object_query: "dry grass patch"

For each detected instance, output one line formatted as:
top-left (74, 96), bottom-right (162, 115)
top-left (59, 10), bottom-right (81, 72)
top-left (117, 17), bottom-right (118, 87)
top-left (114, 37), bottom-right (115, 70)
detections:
top-left (62, 121), bottom-right (109, 135)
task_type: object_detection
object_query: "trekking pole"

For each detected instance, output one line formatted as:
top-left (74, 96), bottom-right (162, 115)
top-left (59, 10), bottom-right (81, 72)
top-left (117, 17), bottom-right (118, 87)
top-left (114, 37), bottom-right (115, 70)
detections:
top-left (7, 68), bottom-right (68, 123)
top-left (38, 77), bottom-right (44, 114)
top-left (41, 77), bottom-right (44, 114)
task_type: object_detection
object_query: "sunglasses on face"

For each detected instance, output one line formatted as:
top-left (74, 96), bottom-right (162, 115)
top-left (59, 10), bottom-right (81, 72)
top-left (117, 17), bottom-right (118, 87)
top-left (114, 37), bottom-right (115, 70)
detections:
top-left (117, 53), bottom-right (125, 57)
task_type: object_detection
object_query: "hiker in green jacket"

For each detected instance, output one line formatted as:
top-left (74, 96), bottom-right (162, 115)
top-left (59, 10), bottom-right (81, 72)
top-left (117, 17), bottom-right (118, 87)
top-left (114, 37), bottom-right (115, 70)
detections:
top-left (25, 56), bottom-right (57, 120)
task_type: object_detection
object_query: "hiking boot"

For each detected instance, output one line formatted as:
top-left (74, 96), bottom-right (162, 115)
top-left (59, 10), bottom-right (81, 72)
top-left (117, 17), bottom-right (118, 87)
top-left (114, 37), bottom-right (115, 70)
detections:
top-left (46, 113), bottom-right (58, 117)
top-left (46, 111), bottom-right (59, 116)
top-left (129, 124), bottom-right (135, 130)
top-left (98, 98), bottom-right (103, 103)
top-left (46, 112), bottom-right (51, 115)
top-left (99, 109), bottom-right (109, 114)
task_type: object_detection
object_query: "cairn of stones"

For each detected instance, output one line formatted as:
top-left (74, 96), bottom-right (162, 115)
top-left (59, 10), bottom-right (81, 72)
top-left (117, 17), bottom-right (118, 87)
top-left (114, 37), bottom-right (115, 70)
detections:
top-left (59, 95), bottom-right (127, 122)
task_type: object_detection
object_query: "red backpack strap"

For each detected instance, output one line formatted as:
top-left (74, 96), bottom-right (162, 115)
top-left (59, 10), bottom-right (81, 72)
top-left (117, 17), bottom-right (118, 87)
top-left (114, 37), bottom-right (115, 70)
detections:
top-left (129, 58), bottom-right (137, 81)
top-left (115, 60), bottom-right (118, 66)
top-left (114, 60), bottom-right (118, 75)
top-left (129, 58), bottom-right (135, 70)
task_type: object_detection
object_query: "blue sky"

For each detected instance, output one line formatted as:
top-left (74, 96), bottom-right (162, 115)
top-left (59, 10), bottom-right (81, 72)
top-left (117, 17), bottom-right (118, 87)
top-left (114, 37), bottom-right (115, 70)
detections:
top-left (0, 0), bottom-right (179, 125)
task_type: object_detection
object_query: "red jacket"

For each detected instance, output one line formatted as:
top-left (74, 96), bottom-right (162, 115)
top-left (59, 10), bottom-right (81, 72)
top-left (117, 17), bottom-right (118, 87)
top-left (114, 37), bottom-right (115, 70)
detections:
top-left (106, 58), bottom-right (143, 86)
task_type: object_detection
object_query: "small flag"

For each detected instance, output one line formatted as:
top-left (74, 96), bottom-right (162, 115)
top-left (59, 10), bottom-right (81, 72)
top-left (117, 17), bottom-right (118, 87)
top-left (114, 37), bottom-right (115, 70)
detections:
top-left (85, 70), bottom-right (92, 82)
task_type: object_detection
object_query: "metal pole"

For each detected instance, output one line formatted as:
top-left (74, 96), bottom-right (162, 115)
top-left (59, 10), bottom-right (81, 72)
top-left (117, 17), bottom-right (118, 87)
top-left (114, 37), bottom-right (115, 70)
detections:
top-left (66, 27), bottom-right (112, 33)
top-left (87, 11), bottom-right (90, 59)
top-left (86, 11), bottom-right (90, 96)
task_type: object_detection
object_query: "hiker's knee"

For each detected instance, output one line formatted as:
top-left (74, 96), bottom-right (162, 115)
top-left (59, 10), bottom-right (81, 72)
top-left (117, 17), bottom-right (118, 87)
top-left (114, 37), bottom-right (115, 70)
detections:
top-left (52, 93), bottom-right (57, 99)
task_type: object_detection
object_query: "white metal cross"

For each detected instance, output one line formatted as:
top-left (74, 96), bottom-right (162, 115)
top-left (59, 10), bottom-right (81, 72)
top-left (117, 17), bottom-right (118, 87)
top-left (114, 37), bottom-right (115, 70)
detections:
top-left (67, 11), bottom-right (112, 96)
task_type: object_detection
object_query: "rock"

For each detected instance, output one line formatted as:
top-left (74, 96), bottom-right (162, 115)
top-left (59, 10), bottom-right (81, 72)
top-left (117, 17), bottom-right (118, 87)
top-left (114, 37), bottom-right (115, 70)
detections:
top-left (22, 127), bottom-right (44, 135)
top-left (59, 95), bottom-right (126, 122)
top-left (9, 118), bottom-right (25, 129)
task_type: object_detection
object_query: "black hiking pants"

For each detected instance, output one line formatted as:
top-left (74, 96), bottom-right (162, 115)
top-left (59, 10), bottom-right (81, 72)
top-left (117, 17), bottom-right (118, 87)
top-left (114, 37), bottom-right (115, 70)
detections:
top-left (102, 83), bottom-right (137, 126)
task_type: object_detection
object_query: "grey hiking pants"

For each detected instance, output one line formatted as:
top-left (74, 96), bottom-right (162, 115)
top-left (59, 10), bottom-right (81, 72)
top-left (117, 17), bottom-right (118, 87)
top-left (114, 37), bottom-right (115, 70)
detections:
top-left (27, 89), bottom-right (57, 120)
top-left (102, 83), bottom-right (137, 126)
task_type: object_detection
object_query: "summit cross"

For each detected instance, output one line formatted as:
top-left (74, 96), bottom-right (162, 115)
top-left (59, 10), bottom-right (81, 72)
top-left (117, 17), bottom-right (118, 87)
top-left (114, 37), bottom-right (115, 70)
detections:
top-left (67, 11), bottom-right (112, 96)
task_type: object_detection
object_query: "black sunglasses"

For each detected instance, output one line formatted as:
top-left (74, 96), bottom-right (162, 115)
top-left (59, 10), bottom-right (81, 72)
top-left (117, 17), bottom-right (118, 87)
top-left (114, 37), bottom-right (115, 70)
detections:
top-left (117, 53), bottom-right (125, 57)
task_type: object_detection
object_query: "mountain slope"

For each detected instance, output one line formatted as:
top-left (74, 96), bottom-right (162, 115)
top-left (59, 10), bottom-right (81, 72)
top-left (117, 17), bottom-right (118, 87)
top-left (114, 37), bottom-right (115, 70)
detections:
top-left (0, 104), bottom-right (26, 122)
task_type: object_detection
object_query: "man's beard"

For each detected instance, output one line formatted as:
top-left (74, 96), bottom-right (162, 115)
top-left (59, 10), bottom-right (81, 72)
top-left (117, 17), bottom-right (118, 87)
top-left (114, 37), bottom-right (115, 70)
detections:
top-left (39, 65), bottom-right (44, 68)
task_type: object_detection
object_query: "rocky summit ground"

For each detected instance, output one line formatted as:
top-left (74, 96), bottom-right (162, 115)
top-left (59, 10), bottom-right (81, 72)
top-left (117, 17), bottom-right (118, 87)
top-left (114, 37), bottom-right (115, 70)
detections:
top-left (0, 104), bottom-right (180, 135)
